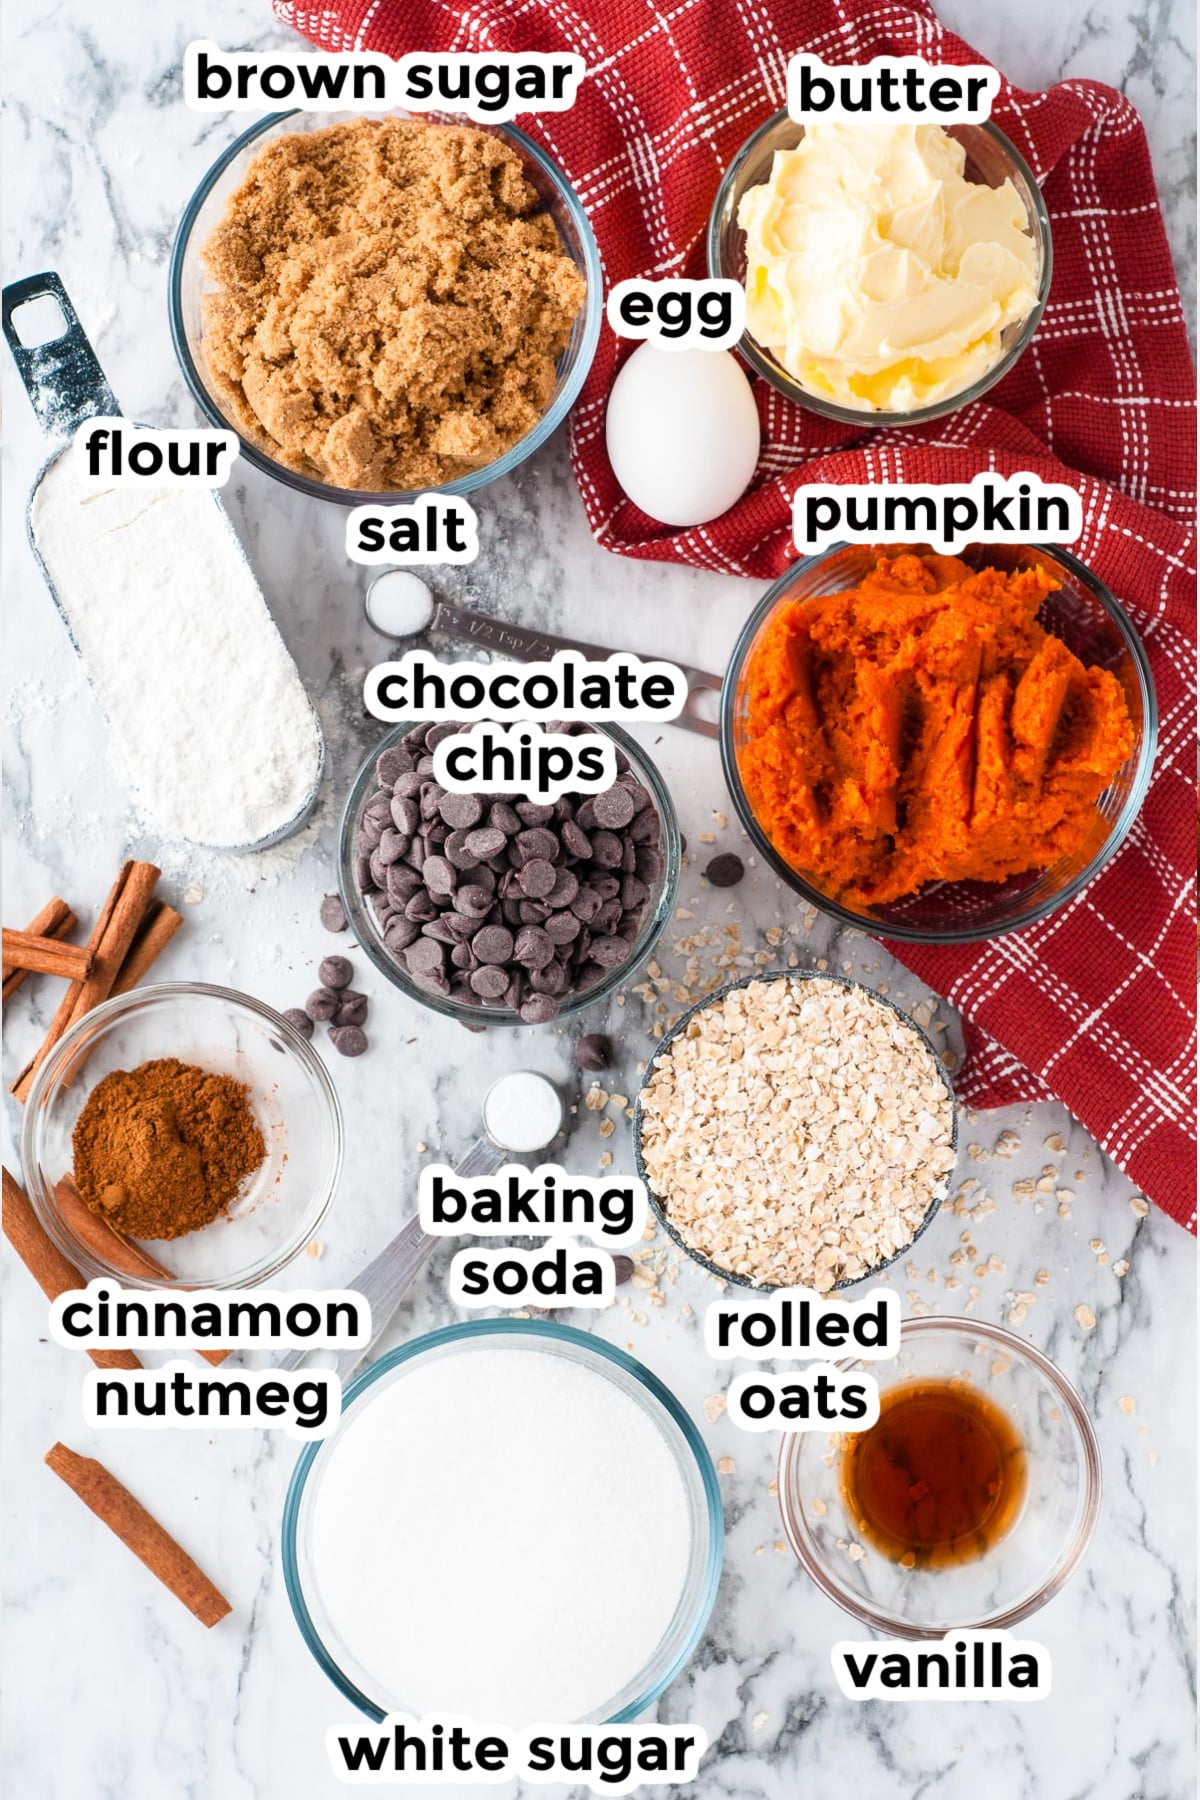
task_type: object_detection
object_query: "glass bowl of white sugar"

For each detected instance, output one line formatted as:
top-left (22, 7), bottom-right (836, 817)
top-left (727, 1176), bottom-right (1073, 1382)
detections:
top-left (282, 1320), bottom-right (724, 1723)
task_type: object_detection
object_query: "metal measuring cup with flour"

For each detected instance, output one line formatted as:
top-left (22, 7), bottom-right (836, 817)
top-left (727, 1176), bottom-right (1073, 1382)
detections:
top-left (3, 272), bottom-right (324, 852)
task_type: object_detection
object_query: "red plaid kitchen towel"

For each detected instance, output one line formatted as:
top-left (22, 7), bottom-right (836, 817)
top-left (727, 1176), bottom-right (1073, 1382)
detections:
top-left (274, 0), bottom-right (1197, 1228)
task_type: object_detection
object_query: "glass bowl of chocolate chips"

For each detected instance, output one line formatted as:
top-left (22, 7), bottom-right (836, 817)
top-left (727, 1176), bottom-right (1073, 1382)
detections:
top-left (339, 722), bottom-right (681, 1027)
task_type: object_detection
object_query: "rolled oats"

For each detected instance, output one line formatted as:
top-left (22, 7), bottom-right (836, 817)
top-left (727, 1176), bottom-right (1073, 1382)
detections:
top-left (637, 977), bottom-right (957, 1291)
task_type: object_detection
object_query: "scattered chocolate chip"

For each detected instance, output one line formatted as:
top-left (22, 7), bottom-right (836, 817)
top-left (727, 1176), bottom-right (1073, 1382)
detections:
top-left (611, 1254), bottom-right (634, 1286)
top-left (705, 852), bottom-right (745, 888)
top-left (336, 990), bottom-right (369, 1026)
top-left (329, 1025), bottom-right (368, 1057)
top-left (319, 894), bottom-right (348, 933)
top-left (319, 955), bottom-right (354, 990)
top-left (574, 1033), bottom-right (613, 1071)
top-left (285, 1007), bottom-right (314, 1039)
top-left (305, 987), bottom-right (339, 1022)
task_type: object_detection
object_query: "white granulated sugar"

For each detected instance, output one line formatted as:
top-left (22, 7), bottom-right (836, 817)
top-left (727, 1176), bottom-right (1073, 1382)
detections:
top-left (309, 1346), bottom-right (692, 1724)
top-left (29, 443), bottom-right (323, 849)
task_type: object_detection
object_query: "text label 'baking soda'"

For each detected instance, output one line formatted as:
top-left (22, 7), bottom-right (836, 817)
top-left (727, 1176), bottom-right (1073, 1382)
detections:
top-left (185, 43), bottom-right (586, 122)
top-left (607, 279), bottom-right (746, 351)
top-left (795, 474), bottom-right (1083, 557)
top-left (420, 1164), bottom-right (648, 1247)
top-left (727, 1366), bottom-right (880, 1432)
top-left (831, 1632), bottom-right (1050, 1702)
top-left (787, 54), bottom-right (1000, 122)
top-left (76, 419), bottom-right (239, 487)
top-left (328, 1715), bottom-right (707, 1792)
top-left (705, 1286), bottom-right (900, 1360)
top-left (348, 497), bottom-right (479, 566)
top-left (364, 651), bottom-right (688, 724)
top-left (434, 722), bottom-right (618, 803)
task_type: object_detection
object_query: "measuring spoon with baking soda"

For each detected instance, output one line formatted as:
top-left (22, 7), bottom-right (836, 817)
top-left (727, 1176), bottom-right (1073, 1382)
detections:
top-left (278, 1069), bottom-right (565, 1383)
top-left (364, 569), bottom-right (723, 738)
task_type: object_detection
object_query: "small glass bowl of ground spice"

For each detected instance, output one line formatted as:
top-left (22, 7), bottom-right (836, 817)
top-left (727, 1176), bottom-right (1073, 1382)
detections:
top-left (777, 1317), bottom-right (1102, 1637)
top-left (721, 542), bottom-right (1155, 942)
top-left (20, 983), bottom-right (343, 1288)
top-left (170, 111), bottom-right (601, 504)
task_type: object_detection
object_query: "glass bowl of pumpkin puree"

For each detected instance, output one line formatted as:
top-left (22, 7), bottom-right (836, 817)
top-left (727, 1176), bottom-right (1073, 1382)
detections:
top-left (721, 544), bottom-right (1155, 942)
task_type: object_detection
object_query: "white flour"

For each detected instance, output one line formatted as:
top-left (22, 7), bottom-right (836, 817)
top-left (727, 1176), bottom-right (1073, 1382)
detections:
top-left (308, 1344), bottom-right (693, 1723)
top-left (29, 442), bottom-right (323, 848)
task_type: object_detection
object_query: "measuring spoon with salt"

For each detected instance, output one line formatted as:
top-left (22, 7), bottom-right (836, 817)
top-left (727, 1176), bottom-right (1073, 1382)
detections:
top-left (279, 1070), bottom-right (565, 1383)
top-left (364, 569), bottom-right (724, 738)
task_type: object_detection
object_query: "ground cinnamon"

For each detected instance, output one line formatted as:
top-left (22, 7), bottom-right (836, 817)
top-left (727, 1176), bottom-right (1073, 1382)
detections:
top-left (71, 1058), bottom-right (266, 1240)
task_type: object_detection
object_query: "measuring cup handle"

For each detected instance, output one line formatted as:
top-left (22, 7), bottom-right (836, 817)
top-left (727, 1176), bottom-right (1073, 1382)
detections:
top-left (2, 271), bottom-right (120, 439)
top-left (430, 599), bottom-right (722, 739)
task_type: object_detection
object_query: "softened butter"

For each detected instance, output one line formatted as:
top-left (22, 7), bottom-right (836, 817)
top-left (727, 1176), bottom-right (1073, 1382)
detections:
top-left (738, 122), bottom-right (1039, 412)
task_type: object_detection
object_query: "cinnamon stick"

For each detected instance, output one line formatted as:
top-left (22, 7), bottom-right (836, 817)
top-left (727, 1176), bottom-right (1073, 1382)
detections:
top-left (52, 1178), bottom-right (230, 1367)
top-left (45, 1443), bottom-right (232, 1629)
top-left (1, 1167), bottom-right (141, 1372)
top-left (110, 900), bottom-right (184, 997)
top-left (11, 860), bottom-right (160, 1102)
top-left (2, 898), bottom-right (77, 1001)
top-left (1, 929), bottom-right (93, 981)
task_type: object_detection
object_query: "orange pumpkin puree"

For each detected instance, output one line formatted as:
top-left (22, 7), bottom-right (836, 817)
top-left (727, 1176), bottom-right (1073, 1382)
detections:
top-left (738, 552), bottom-right (1135, 905)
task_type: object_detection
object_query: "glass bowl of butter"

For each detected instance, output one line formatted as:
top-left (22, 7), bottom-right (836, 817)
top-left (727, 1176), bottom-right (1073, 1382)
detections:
top-left (708, 112), bottom-right (1052, 424)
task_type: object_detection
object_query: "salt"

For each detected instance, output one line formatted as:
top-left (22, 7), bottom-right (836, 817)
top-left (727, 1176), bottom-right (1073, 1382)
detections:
top-left (307, 1344), bottom-right (692, 1723)
top-left (364, 569), bottom-right (435, 639)
top-left (28, 442), bottom-right (323, 849)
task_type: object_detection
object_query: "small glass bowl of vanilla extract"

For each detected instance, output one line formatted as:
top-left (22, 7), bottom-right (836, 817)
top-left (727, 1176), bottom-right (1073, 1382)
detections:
top-left (777, 1317), bottom-right (1101, 1638)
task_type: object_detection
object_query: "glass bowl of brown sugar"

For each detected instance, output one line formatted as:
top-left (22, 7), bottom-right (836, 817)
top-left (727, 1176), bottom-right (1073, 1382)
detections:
top-left (20, 982), bottom-right (344, 1289)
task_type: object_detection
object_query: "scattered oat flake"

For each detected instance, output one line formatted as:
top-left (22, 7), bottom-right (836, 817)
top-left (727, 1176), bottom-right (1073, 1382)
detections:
top-left (773, 1540), bottom-right (788, 1554)
top-left (585, 1086), bottom-right (609, 1110)
top-left (1074, 1303), bottom-right (1096, 1331)
top-left (182, 883), bottom-right (204, 905)
top-left (1044, 1133), bottom-right (1064, 1153)
top-left (1148, 1450), bottom-right (1159, 1466)
top-left (847, 1543), bottom-right (866, 1562)
top-left (810, 1496), bottom-right (827, 1516)
top-left (767, 1477), bottom-right (778, 1497)
top-left (415, 1140), bottom-right (428, 1154)
top-left (717, 1456), bottom-right (736, 1475)
top-left (598, 1152), bottom-right (613, 1169)
top-left (1118, 1395), bottom-right (1136, 1415)
top-left (305, 1240), bottom-right (323, 1259)
top-left (704, 1393), bottom-right (726, 1422)
top-left (1113, 1259), bottom-right (1130, 1278)
top-left (1129, 1196), bottom-right (1150, 1218)
top-left (598, 1118), bottom-right (615, 1138)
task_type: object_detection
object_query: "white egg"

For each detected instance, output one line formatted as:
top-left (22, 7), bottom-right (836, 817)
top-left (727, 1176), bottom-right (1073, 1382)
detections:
top-left (605, 343), bottom-right (761, 528)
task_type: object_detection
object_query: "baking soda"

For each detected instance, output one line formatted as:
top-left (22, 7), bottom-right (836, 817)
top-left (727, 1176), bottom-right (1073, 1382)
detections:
top-left (307, 1344), bottom-right (692, 1723)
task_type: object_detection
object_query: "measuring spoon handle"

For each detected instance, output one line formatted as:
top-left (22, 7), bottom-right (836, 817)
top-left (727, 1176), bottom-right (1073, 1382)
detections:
top-left (2, 271), bottom-right (120, 439)
top-left (429, 598), bottom-right (722, 739)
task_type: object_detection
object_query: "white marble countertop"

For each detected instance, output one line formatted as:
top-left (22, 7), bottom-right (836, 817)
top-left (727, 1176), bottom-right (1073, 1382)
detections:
top-left (2, 2), bottom-right (1195, 1797)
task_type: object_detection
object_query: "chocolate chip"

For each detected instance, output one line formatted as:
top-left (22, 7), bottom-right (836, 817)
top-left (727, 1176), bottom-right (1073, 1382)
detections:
top-left (634, 847), bottom-right (664, 883)
top-left (489, 801), bottom-right (522, 835)
top-left (390, 795), bottom-right (420, 835)
top-left (561, 818), bottom-right (592, 858)
top-left (588, 935), bottom-right (631, 968)
top-left (529, 960), bottom-right (568, 995)
top-left (574, 797), bottom-right (598, 831)
top-left (444, 829), bottom-right (480, 870)
top-left (592, 785), bottom-right (636, 829)
top-left (384, 915), bottom-right (420, 953)
top-left (422, 854), bottom-right (457, 897)
top-left (520, 858), bottom-right (558, 898)
top-left (425, 722), bottom-right (458, 750)
top-left (515, 925), bottom-right (554, 969)
top-left (319, 894), bottom-right (348, 933)
top-left (386, 863), bottom-right (422, 904)
top-left (570, 885), bottom-right (603, 922)
top-left (629, 808), bottom-right (661, 845)
top-left (405, 938), bottom-right (445, 979)
top-left (612, 1253), bottom-right (634, 1285)
top-left (305, 987), bottom-right (339, 1022)
top-left (319, 956), bottom-right (354, 990)
top-left (405, 890), bottom-right (439, 923)
top-left (465, 826), bottom-right (506, 860)
top-left (439, 791), bottom-right (483, 829)
top-left (285, 1007), bottom-right (314, 1039)
top-left (520, 993), bottom-right (560, 1023)
top-left (590, 830), bottom-right (624, 869)
top-left (336, 990), bottom-right (369, 1026)
top-left (454, 883), bottom-right (496, 920)
top-left (473, 924), bottom-right (515, 965)
top-left (391, 769), bottom-right (424, 800)
top-left (574, 1033), bottom-right (612, 1071)
top-left (705, 852), bottom-right (745, 887)
top-left (515, 827), bottom-right (558, 864)
top-left (546, 909), bottom-right (582, 944)
top-left (470, 964), bottom-right (510, 999)
top-left (516, 801), bottom-right (555, 826)
top-left (376, 747), bottom-right (415, 786)
top-left (329, 1025), bottom-right (368, 1057)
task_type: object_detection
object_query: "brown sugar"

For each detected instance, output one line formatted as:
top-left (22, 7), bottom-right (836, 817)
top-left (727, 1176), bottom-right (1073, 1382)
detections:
top-left (71, 1057), bottom-right (266, 1240)
top-left (199, 118), bottom-right (586, 490)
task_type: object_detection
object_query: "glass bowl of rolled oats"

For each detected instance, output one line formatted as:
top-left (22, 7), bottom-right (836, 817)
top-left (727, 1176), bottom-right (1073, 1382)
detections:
top-left (633, 971), bottom-right (959, 1292)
